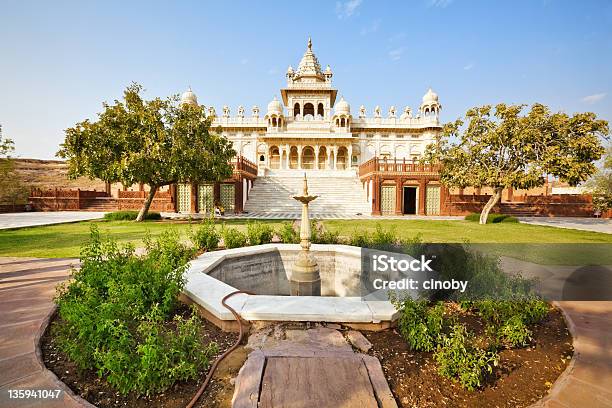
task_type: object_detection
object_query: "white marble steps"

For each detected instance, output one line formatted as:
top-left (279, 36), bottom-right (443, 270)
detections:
top-left (244, 175), bottom-right (371, 214)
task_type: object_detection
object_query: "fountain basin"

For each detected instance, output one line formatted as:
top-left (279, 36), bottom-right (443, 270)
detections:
top-left (182, 244), bottom-right (400, 329)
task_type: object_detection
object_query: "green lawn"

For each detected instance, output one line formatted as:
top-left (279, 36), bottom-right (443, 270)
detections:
top-left (0, 218), bottom-right (611, 264)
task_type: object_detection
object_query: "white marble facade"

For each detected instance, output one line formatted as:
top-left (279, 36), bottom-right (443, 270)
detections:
top-left (181, 38), bottom-right (443, 175)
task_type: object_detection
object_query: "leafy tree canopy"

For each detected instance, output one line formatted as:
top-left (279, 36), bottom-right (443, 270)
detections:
top-left (425, 103), bottom-right (608, 223)
top-left (586, 143), bottom-right (612, 213)
top-left (58, 83), bottom-right (236, 221)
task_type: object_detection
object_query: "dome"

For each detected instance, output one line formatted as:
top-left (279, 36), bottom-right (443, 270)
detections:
top-left (334, 96), bottom-right (350, 115)
top-left (422, 88), bottom-right (439, 104)
top-left (180, 87), bottom-right (198, 106)
top-left (267, 96), bottom-right (283, 115)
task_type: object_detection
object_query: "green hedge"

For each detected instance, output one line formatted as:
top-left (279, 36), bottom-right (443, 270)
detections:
top-left (464, 213), bottom-right (518, 224)
top-left (103, 210), bottom-right (162, 221)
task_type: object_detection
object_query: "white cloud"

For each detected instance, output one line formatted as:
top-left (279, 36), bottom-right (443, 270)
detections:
top-left (335, 0), bottom-right (363, 19)
top-left (427, 0), bottom-right (453, 8)
top-left (388, 47), bottom-right (406, 61)
top-left (463, 62), bottom-right (474, 71)
top-left (240, 58), bottom-right (249, 65)
top-left (360, 18), bottom-right (381, 35)
top-left (581, 93), bottom-right (606, 104)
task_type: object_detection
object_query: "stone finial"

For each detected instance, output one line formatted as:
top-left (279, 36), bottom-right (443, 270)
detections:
top-left (223, 105), bottom-right (230, 118)
top-left (388, 106), bottom-right (396, 118)
top-left (374, 105), bottom-right (381, 118)
top-left (208, 106), bottom-right (216, 117)
top-left (252, 105), bottom-right (260, 118)
top-left (238, 105), bottom-right (245, 118)
top-left (359, 105), bottom-right (366, 118)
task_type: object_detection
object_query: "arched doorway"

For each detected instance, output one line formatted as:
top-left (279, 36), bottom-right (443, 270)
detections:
top-left (269, 146), bottom-right (280, 169)
top-left (318, 146), bottom-right (328, 169)
top-left (337, 146), bottom-right (348, 170)
top-left (294, 103), bottom-right (301, 117)
top-left (303, 103), bottom-right (314, 117)
top-left (317, 103), bottom-right (324, 117)
top-left (302, 146), bottom-right (315, 169)
top-left (289, 146), bottom-right (299, 169)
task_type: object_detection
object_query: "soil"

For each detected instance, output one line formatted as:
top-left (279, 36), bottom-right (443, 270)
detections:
top-left (41, 305), bottom-right (246, 408)
top-left (363, 307), bottom-right (574, 408)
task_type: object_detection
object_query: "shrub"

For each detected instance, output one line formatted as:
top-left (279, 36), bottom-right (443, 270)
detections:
top-left (53, 227), bottom-right (213, 396)
top-left (103, 211), bottom-right (161, 221)
top-left (349, 229), bottom-right (371, 248)
top-left (309, 220), bottom-right (342, 244)
top-left (391, 297), bottom-right (447, 352)
top-left (190, 220), bottom-right (219, 251)
top-left (472, 298), bottom-right (548, 347)
top-left (278, 221), bottom-right (300, 243)
top-left (221, 226), bottom-right (247, 248)
top-left (464, 213), bottom-right (518, 224)
top-left (435, 324), bottom-right (499, 391)
top-left (246, 221), bottom-right (274, 245)
top-left (371, 223), bottom-right (397, 248)
top-left (498, 315), bottom-right (532, 347)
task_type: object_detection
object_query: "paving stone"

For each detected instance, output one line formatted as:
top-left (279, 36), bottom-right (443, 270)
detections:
top-left (347, 330), bottom-right (372, 353)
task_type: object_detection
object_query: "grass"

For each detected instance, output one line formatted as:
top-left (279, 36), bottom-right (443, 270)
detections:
top-left (0, 218), bottom-right (611, 264)
top-left (0, 219), bottom-right (285, 258)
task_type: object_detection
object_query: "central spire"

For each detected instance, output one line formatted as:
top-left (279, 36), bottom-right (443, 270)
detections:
top-left (295, 37), bottom-right (323, 80)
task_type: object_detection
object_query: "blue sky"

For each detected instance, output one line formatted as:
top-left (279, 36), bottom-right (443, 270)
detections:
top-left (1, 0), bottom-right (611, 159)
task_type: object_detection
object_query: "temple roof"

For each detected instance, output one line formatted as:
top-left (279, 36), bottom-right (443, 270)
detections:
top-left (295, 37), bottom-right (324, 80)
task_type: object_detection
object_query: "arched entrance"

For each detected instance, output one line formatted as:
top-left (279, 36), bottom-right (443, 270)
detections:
top-left (318, 146), bottom-right (328, 169)
top-left (269, 146), bottom-right (280, 169)
top-left (289, 146), bottom-right (299, 169)
top-left (303, 103), bottom-right (314, 117)
top-left (302, 146), bottom-right (315, 169)
top-left (337, 146), bottom-right (348, 170)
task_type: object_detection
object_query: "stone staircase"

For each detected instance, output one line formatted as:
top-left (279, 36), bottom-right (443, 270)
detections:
top-left (244, 175), bottom-right (371, 215)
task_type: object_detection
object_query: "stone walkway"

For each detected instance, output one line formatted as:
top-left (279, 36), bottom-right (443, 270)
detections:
top-left (1, 257), bottom-right (611, 407)
top-left (531, 301), bottom-right (612, 408)
top-left (162, 211), bottom-right (463, 220)
top-left (518, 217), bottom-right (612, 234)
top-left (0, 257), bottom-right (92, 408)
top-left (0, 212), bottom-right (106, 230)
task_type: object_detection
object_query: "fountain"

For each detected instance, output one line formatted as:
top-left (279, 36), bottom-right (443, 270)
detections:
top-left (288, 174), bottom-right (321, 296)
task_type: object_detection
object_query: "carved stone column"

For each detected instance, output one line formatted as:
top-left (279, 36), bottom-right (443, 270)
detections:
top-left (298, 145), bottom-right (303, 170)
top-left (333, 146), bottom-right (339, 170)
top-left (314, 145), bottom-right (319, 170)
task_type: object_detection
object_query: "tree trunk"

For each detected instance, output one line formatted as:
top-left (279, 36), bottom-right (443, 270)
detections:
top-left (136, 185), bottom-right (158, 222)
top-left (479, 187), bottom-right (503, 225)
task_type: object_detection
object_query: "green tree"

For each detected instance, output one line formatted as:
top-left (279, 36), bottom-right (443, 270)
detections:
top-left (58, 84), bottom-right (236, 221)
top-left (426, 104), bottom-right (608, 224)
top-left (586, 143), bottom-right (612, 214)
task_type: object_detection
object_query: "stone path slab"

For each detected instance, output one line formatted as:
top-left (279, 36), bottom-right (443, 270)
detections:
top-left (0, 257), bottom-right (92, 408)
top-left (518, 217), bottom-right (612, 234)
top-left (234, 325), bottom-right (397, 408)
top-left (0, 212), bottom-right (105, 230)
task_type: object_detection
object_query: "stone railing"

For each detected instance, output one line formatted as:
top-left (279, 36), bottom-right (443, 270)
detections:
top-left (358, 157), bottom-right (441, 177)
top-left (232, 156), bottom-right (258, 178)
